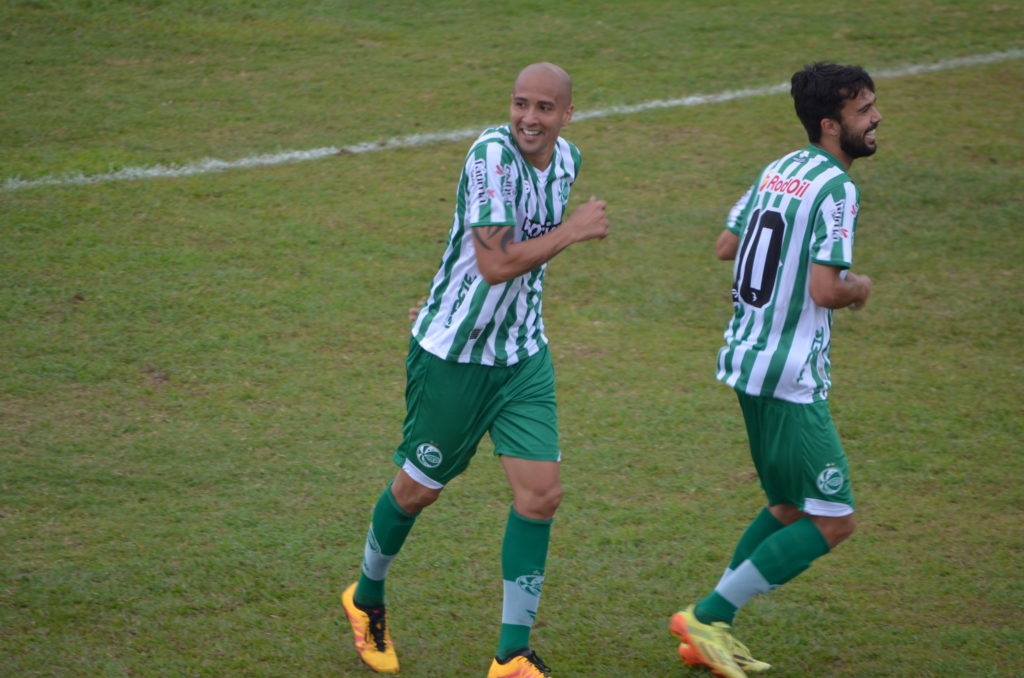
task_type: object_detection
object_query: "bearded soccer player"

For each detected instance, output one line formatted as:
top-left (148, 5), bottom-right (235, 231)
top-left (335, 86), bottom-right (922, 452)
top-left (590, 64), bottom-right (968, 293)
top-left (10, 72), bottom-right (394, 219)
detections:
top-left (669, 62), bottom-right (880, 678)
top-left (340, 63), bottom-right (609, 677)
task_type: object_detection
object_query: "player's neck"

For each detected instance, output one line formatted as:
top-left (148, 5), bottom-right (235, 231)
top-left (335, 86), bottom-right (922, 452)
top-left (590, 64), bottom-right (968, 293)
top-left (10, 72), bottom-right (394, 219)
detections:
top-left (813, 141), bottom-right (853, 171)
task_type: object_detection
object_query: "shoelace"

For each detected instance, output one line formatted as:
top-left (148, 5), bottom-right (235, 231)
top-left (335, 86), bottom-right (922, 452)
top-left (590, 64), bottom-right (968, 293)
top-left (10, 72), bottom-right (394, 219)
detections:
top-left (365, 607), bottom-right (388, 652)
top-left (524, 651), bottom-right (552, 676)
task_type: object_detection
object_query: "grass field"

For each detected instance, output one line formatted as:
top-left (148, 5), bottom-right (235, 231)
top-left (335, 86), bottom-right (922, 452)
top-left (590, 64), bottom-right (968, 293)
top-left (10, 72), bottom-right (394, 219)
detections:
top-left (2, 1), bottom-right (1023, 676)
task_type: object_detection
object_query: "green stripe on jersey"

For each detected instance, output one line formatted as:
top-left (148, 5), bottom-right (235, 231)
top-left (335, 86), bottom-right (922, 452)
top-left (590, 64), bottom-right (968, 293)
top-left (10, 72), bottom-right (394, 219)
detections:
top-left (412, 125), bottom-right (580, 367)
top-left (717, 146), bottom-right (861, 404)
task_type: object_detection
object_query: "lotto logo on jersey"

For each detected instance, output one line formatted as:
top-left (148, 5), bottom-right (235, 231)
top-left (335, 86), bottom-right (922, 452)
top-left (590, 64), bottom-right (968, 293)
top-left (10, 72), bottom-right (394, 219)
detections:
top-left (759, 173), bottom-right (812, 198)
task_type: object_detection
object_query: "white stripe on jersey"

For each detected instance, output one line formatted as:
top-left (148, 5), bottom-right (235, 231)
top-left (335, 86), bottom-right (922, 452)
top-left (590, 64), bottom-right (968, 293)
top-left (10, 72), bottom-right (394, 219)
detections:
top-left (412, 125), bottom-right (579, 366)
top-left (717, 146), bottom-right (860, 404)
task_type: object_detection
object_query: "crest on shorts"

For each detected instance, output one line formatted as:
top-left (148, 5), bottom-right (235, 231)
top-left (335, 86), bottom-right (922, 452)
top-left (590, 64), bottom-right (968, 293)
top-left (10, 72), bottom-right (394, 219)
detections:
top-left (817, 466), bottom-right (844, 495)
top-left (416, 443), bottom-right (443, 469)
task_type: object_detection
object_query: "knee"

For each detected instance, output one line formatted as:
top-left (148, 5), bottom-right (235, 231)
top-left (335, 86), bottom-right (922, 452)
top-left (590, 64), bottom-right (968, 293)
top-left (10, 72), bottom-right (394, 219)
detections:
top-left (768, 504), bottom-right (804, 525)
top-left (391, 471), bottom-right (442, 514)
top-left (813, 513), bottom-right (856, 549)
top-left (836, 514), bottom-right (856, 542)
top-left (516, 481), bottom-right (563, 521)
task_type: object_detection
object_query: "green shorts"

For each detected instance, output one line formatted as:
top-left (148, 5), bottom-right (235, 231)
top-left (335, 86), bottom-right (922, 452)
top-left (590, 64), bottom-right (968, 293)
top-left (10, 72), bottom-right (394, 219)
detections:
top-left (392, 338), bottom-right (560, 488)
top-left (737, 391), bottom-right (855, 517)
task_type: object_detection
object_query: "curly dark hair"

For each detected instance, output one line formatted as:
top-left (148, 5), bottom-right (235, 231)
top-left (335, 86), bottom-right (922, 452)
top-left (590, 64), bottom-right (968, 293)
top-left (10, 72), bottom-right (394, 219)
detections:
top-left (791, 62), bottom-right (875, 143)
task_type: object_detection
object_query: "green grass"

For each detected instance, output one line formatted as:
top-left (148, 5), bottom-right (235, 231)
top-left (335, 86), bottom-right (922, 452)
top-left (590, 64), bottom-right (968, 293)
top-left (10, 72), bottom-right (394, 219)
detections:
top-left (2, 1), bottom-right (1023, 676)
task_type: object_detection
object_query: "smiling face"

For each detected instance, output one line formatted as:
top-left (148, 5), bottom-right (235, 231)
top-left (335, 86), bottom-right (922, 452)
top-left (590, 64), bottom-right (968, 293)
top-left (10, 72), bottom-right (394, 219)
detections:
top-left (509, 63), bottom-right (574, 169)
top-left (835, 87), bottom-right (883, 165)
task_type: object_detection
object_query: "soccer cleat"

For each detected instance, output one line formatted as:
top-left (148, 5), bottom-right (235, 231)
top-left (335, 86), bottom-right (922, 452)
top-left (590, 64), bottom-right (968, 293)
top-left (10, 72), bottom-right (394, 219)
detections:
top-left (679, 637), bottom-right (771, 673)
top-left (341, 582), bottom-right (399, 674)
top-left (724, 634), bottom-right (771, 673)
top-left (669, 605), bottom-right (747, 678)
top-left (487, 649), bottom-right (553, 677)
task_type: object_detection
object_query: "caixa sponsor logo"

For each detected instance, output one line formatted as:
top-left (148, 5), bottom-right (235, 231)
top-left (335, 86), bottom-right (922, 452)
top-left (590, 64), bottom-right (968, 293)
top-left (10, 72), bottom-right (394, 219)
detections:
top-left (759, 173), bottom-right (811, 198)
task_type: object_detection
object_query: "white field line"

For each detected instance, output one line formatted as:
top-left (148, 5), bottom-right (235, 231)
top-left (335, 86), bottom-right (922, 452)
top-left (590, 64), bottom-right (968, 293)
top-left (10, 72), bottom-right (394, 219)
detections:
top-left (4, 49), bottom-right (1021, 192)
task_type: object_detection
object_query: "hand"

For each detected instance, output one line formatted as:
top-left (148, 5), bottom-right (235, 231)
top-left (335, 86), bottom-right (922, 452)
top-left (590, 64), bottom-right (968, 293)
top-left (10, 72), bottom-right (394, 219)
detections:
top-left (847, 273), bottom-right (872, 311)
top-left (565, 196), bottom-right (608, 243)
top-left (408, 298), bottom-right (425, 322)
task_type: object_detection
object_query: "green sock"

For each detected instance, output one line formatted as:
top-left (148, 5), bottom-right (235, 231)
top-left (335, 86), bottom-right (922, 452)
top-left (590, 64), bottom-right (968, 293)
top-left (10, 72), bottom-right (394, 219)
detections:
top-left (747, 516), bottom-right (829, 586)
top-left (728, 507), bottom-right (785, 570)
top-left (497, 507), bottom-right (552, 661)
top-left (696, 508), bottom-right (785, 625)
top-left (697, 516), bottom-right (830, 624)
top-left (354, 483), bottom-right (418, 608)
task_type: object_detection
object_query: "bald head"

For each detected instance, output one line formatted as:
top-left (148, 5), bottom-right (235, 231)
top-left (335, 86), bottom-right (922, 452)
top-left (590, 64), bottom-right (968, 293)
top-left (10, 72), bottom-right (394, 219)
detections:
top-left (509, 62), bottom-right (575, 169)
top-left (514, 62), bottom-right (572, 106)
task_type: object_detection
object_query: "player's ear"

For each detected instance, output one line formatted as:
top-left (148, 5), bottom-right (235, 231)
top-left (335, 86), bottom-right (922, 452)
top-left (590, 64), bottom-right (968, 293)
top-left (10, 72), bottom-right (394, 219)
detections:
top-left (820, 117), bottom-right (840, 139)
top-left (562, 103), bottom-right (574, 125)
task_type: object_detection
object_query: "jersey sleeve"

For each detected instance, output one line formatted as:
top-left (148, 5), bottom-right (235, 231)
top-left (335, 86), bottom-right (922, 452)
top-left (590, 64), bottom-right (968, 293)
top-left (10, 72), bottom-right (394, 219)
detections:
top-left (725, 186), bottom-right (755, 235)
top-left (463, 139), bottom-right (518, 228)
top-left (809, 179), bottom-right (860, 269)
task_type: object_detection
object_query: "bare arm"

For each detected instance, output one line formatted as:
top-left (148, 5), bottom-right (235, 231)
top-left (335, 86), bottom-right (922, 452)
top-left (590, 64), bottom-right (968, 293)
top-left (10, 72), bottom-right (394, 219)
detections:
top-left (472, 196), bottom-right (609, 285)
top-left (809, 264), bottom-right (872, 310)
top-left (716, 229), bottom-right (740, 260)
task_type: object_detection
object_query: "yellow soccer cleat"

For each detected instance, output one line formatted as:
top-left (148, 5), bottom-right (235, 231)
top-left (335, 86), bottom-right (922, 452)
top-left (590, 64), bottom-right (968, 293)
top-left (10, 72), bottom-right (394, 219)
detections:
top-left (487, 649), bottom-right (553, 677)
top-left (724, 634), bottom-right (771, 673)
top-left (669, 605), bottom-right (748, 678)
top-left (679, 636), bottom-right (771, 673)
top-left (341, 583), bottom-right (399, 674)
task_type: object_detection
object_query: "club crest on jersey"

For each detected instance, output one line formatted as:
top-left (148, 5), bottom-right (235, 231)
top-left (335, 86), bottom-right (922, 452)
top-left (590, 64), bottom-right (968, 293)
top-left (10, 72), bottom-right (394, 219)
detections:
top-left (416, 443), bottom-right (443, 469)
top-left (817, 466), bottom-right (844, 495)
top-left (557, 178), bottom-right (570, 203)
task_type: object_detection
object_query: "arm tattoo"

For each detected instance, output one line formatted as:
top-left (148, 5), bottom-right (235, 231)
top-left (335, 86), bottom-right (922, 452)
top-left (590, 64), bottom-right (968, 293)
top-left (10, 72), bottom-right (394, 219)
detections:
top-left (473, 226), bottom-right (514, 253)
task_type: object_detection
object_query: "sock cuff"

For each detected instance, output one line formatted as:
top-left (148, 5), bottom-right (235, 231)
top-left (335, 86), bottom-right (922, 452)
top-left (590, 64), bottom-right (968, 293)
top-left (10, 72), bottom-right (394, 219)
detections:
top-left (509, 505), bottom-right (553, 526)
top-left (793, 516), bottom-right (831, 553)
top-left (759, 505), bottom-right (786, 530)
top-left (384, 482), bottom-right (419, 519)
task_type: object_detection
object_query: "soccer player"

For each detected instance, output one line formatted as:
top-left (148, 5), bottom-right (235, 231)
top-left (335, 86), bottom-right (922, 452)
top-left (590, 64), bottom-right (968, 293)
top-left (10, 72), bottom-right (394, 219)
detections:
top-left (341, 62), bottom-right (609, 677)
top-left (669, 62), bottom-right (880, 677)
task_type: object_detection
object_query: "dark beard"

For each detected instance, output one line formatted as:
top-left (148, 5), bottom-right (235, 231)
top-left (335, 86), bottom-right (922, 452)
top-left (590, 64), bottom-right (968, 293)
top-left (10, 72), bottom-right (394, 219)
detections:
top-left (840, 124), bottom-right (877, 159)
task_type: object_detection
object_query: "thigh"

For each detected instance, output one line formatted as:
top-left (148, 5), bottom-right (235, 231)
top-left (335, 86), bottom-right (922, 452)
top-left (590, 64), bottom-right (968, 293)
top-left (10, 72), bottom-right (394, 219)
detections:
top-left (739, 393), bottom-right (854, 516)
top-left (392, 340), bottom-right (505, 486)
top-left (489, 346), bottom-right (560, 462)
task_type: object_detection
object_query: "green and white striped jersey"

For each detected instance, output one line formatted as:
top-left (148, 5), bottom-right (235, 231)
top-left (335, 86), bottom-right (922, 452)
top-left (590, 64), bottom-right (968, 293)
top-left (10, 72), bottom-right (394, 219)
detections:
top-left (411, 125), bottom-right (581, 366)
top-left (716, 146), bottom-right (861, 404)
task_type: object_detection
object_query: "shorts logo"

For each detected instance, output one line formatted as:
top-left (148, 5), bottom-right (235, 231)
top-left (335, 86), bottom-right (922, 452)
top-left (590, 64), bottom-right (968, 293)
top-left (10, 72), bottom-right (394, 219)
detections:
top-left (516, 573), bottom-right (545, 597)
top-left (416, 443), bottom-right (443, 469)
top-left (817, 467), bottom-right (844, 495)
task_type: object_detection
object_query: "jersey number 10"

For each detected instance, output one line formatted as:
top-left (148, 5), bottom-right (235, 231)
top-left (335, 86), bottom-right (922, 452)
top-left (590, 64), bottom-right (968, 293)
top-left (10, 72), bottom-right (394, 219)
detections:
top-left (735, 209), bottom-right (785, 308)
